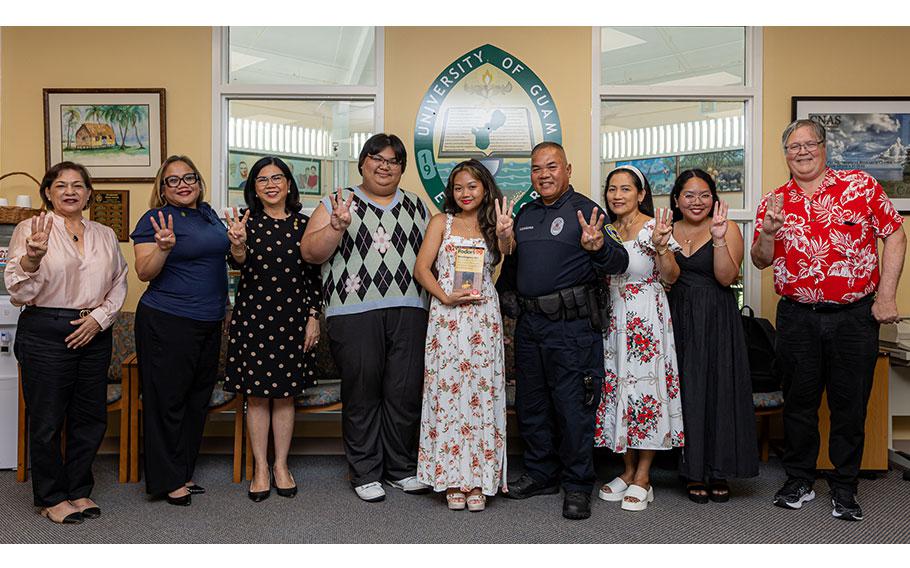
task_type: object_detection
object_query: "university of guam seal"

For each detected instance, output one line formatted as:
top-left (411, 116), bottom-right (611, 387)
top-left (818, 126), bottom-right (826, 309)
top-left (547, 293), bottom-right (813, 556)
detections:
top-left (414, 44), bottom-right (562, 213)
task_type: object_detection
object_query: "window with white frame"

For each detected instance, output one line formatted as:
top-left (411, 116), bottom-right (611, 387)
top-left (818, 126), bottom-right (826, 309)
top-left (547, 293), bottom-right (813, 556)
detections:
top-left (593, 26), bottom-right (762, 310)
top-left (213, 27), bottom-right (382, 212)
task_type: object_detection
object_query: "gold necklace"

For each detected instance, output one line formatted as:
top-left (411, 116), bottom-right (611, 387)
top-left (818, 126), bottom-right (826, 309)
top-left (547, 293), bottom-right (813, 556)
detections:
top-left (63, 221), bottom-right (83, 242)
top-left (456, 215), bottom-right (481, 236)
top-left (617, 211), bottom-right (640, 240)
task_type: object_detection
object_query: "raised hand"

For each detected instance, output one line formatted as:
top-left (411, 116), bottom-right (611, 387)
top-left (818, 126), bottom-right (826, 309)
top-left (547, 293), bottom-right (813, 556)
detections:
top-left (225, 207), bottom-right (251, 247)
top-left (25, 212), bottom-right (54, 260)
top-left (711, 200), bottom-right (729, 241)
top-left (494, 195), bottom-right (517, 240)
top-left (577, 207), bottom-right (606, 252)
top-left (149, 211), bottom-right (176, 252)
top-left (66, 314), bottom-right (102, 349)
top-left (329, 188), bottom-right (354, 231)
top-left (761, 193), bottom-right (785, 236)
top-left (651, 207), bottom-right (674, 249)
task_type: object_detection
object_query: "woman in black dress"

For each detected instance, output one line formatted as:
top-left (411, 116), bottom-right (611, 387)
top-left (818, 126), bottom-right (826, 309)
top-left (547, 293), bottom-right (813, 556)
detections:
top-left (667, 169), bottom-right (758, 503)
top-left (224, 156), bottom-right (322, 502)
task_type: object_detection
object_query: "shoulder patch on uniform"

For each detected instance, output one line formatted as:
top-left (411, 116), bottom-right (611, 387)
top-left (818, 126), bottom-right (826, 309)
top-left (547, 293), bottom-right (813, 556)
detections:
top-left (604, 224), bottom-right (622, 244)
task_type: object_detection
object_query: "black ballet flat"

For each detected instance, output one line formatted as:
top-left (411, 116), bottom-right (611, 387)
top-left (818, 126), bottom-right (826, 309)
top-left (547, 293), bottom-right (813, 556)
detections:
top-left (185, 484), bottom-right (206, 495)
top-left (249, 470), bottom-right (272, 502)
top-left (272, 467), bottom-right (297, 498)
top-left (166, 493), bottom-right (192, 506)
top-left (80, 506), bottom-right (102, 519)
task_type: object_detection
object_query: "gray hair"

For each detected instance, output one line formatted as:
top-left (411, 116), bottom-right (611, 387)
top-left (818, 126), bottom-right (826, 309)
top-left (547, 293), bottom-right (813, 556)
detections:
top-left (781, 119), bottom-right (826, 151)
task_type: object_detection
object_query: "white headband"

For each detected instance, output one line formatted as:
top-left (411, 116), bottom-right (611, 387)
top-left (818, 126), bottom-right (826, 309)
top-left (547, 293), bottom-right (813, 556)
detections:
top-left (608, 164), bottom-right (646, 189)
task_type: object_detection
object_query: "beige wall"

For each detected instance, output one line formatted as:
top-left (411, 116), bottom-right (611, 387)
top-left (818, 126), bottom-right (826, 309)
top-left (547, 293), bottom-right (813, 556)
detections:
top-left (761, 27), bottom-right (910, 321)
top-left (385, 27), bottom-right (594, 208)
top-left (0, 27), bottom-right (212, 312)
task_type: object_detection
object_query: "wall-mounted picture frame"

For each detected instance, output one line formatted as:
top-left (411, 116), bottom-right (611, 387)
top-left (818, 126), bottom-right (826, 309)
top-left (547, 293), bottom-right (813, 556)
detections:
top-left (228, 150), bottom-right (322, 195)
top-left (89, 189), bottom-right (130, 242)
top-left (792, 96), bottom-right (910, 212)
top-left (44, 88), bottom-right (166, 183)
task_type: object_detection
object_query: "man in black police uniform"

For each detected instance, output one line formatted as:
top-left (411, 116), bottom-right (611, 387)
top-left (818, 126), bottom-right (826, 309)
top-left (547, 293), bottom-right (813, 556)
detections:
top-left (499, 142), bottom-right (629, 519)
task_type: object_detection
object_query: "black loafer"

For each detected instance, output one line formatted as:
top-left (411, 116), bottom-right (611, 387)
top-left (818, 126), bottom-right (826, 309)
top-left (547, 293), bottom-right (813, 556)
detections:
top-left (503, 474), bottom-right (559, 500)
top-left (562, 491), bottom-right (592, 520)
top-left (185, 484), bottom-right (206, 495)
top-left (166, 494), bottom-right (191, 506)
top-left (80, 506), bottom-right (102, 519)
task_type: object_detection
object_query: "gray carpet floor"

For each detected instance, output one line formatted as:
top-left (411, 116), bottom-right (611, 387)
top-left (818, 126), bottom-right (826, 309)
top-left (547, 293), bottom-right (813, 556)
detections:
top-left (1, 453), bottom-right (908, 543)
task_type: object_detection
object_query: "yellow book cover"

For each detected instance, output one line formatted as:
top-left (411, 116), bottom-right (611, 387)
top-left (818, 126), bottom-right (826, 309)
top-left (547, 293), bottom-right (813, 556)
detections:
top-left (453, 246), bottom-right (485, 294)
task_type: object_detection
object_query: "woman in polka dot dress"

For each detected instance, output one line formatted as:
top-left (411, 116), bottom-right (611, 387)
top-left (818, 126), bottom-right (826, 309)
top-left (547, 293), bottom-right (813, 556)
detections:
top-left (223, 156), bottom-right (322, 502)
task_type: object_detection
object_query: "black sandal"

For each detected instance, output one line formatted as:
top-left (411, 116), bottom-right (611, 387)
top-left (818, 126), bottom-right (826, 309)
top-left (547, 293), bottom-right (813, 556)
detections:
top-left (686, 482), bottom-right (709, 504)
top-left (709, 479), bottom-right (730, 503)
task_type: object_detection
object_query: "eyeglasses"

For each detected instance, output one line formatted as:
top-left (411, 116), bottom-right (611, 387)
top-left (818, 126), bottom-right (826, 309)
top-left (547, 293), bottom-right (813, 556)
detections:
top-left (255, 174), bottom-right (286, 186)
top-left (162, 173), bottom-right (200, 187)
top-left (368, 154), bottom-right (402, 169)
top-left (785, 140), bottom-right (822, 155)
top-left (681, 192), bottom-right (712, 203)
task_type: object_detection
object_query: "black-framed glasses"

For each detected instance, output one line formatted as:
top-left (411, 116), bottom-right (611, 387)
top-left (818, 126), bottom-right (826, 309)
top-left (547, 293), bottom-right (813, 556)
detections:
top-left (255, 174), bottom-right (287, 186)
top-left (162, 173), bottom-right (200, 187)
top-left (368, 154), bottom-right (402, 168)
top-left (785, 140), bottom-right (822, 155)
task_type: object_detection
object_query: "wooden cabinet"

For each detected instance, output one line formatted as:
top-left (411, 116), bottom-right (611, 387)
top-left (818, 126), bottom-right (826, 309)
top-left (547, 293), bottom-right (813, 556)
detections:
top-left (816, 354), bottom-right (889, 471)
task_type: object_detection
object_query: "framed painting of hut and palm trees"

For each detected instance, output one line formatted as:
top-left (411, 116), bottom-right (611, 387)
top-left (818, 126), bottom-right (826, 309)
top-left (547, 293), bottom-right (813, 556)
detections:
top-left (44, 88), bottom-right (166, 182)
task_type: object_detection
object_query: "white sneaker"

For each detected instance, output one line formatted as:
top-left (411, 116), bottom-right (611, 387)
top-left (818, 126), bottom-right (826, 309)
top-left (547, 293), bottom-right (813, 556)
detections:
top-left (354, 481), bottom-right (386, 502)
top-left (385, 475), bottom-right (430, 494)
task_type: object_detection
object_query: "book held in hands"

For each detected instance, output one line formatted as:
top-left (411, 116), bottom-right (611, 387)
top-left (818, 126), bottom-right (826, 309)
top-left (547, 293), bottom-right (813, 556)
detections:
top-left (453, 246), bottom-right (484, 296)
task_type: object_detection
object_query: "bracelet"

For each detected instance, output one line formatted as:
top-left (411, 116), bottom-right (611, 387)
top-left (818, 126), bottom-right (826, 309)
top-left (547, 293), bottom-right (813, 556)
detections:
top-left (712, 241), bottom-right (727, 248)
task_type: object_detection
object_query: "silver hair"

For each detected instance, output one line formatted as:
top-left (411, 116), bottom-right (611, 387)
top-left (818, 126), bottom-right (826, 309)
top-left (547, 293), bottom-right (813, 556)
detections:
top-left (781, 119), bottom-right (826, 150)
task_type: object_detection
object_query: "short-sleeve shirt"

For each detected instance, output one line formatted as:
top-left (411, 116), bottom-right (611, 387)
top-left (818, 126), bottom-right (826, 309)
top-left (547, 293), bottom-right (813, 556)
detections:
top-left (131, 203), bottom-right (230, 321)
top-left (753, 168), bottom-right (903, 304)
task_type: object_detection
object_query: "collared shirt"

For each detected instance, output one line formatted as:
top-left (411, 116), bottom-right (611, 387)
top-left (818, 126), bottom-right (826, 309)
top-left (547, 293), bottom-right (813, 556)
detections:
top-left (508, 185), bottom-right (629, 298)
top-left (753, 168), bottom-right (904, 304)
top-left (5, 212), bottom-right (128, 330)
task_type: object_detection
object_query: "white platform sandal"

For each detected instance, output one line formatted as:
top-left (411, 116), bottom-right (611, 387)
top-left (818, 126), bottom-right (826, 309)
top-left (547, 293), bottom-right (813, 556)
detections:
top-left (598, 477), bottom-right (629, 502)
top-left (621, 484), bottom-right (654, 511)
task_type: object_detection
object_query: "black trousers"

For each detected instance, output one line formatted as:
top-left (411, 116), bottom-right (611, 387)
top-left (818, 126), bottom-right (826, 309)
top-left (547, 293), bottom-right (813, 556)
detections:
top-left (514, 313), bottom-right (604, 493)
top-left (776, 296), bottom-right (879, 494)
top-left (326, 307), bottom-right (427, 487)
top-left (15, 308), bottom-right (112, 507)
top-left (135, 303), bottom-right (222, 496)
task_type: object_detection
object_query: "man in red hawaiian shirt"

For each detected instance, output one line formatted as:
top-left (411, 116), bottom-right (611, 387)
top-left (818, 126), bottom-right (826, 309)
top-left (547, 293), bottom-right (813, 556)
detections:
top-left (752, 119), bottom-right (906, 522)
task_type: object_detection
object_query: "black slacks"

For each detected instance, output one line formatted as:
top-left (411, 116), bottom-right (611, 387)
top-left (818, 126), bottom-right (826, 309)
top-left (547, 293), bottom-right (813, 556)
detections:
top-left (775, 296), bottom-right (879, 494)
top-left (135, 302), bottom-right (222, 496)
top-left (514, 313), bottom-right (604, 493)
top-left (326, 307), bottom-right (427, 487)
top-left (15, 308), bottom-right (112, 507)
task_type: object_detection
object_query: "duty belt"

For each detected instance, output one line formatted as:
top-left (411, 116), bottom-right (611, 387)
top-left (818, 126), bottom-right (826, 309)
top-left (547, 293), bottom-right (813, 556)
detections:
top-left (518, 285), bottom-right (593, 322)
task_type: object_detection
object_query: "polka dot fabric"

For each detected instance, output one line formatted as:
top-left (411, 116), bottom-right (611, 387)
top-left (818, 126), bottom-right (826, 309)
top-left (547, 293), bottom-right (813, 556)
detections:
top-left (224, 211), bottom-right (322, 398)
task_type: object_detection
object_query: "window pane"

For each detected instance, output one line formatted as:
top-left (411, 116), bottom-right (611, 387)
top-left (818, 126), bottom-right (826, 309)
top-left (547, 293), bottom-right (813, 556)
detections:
top-left (229, 27), bottom-right (375, 86)
top-left (599, 100), bottom-right (746, 210)
top-left (227, 99), bottom-right (374, 211)
top-left (601, 27), bottom-right (744, 87)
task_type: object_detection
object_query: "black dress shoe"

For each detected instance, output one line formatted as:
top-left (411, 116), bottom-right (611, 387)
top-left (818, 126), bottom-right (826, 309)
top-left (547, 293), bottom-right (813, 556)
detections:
top-left (80, 506), bottom-right (102, 519)
top-left (166, 493), bottom-right (192, 506)
top-left (563, 491), bottom-right (592, 520)
top-left (272, 468), bottom-right (298, 498)
top-left (185, 484), bottom-right (206, 495)
top-left (503, 474), bottom-right (559, 500)
top-left (249, 471), bottom-right (272, 502)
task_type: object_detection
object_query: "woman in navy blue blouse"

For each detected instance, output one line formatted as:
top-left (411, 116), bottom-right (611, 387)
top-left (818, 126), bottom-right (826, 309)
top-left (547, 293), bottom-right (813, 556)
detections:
top-left (130, 155), bottom-right (230, 506)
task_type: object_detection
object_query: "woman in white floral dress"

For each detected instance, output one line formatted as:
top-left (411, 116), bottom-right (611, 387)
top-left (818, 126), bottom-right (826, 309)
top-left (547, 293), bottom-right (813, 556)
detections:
top-left (414, 159), bottom-right (516, 512)
top-left (594, 165), bottom-right (685, 511)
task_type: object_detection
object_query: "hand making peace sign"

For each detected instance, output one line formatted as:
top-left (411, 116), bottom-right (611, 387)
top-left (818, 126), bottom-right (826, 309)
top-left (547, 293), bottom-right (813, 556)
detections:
top-left (149, 211), bottom-right (176, 252)
top-left (761, 193), bottom-right (785, 236)
top-left (25, 212), bottom-right (54, 260)
top-left (651, 207), bottom-right (674, 249)
top-left (577, 206), bottom-right (606, 252)
top-left (225, 207), bottom-right (251, 247)
top-left (494, 195), bottom-right (518, 241)
top-left (711, 200), bottom-right (730, 241)
top-left (329, 188), bottom-right (354, 231)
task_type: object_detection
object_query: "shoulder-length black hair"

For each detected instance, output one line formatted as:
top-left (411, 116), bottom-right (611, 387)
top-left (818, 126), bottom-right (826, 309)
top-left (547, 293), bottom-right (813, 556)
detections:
top-left (243, 156), bottom-right (302, 216)
top-left (602, 166), bottom-right (655, 223)
top-left (357, 133), bottom-right (407, 175)
top-left (669, 168), bottom-right (719, 222)
top-left (442, 159), bottom-right (505, 266)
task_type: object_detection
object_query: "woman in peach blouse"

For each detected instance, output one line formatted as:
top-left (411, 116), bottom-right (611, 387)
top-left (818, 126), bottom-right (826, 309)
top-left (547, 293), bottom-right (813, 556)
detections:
top-left (4, 161), bottom-right (128, 525)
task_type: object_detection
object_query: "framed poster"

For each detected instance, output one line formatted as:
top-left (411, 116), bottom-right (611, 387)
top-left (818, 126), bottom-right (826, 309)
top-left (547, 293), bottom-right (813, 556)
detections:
top-left (678, 150), bottom-right (745, 193)
top-left (616, 157), bottom-right (677, 195)
top-left (89, 189), bottom-right (130, 242)
top-left (793, 97), bottom-right (910, 212)
top-left (228, 151), bottom-right (322, 196)
top-left (44, 88), bottom-right (166, 183)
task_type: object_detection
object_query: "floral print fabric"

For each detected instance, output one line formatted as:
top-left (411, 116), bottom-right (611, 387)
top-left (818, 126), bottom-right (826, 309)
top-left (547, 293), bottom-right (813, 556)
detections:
top-left (417, 215), bottom-right (507, 495)
top-left (595, 219), bottom-right (685, 452)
